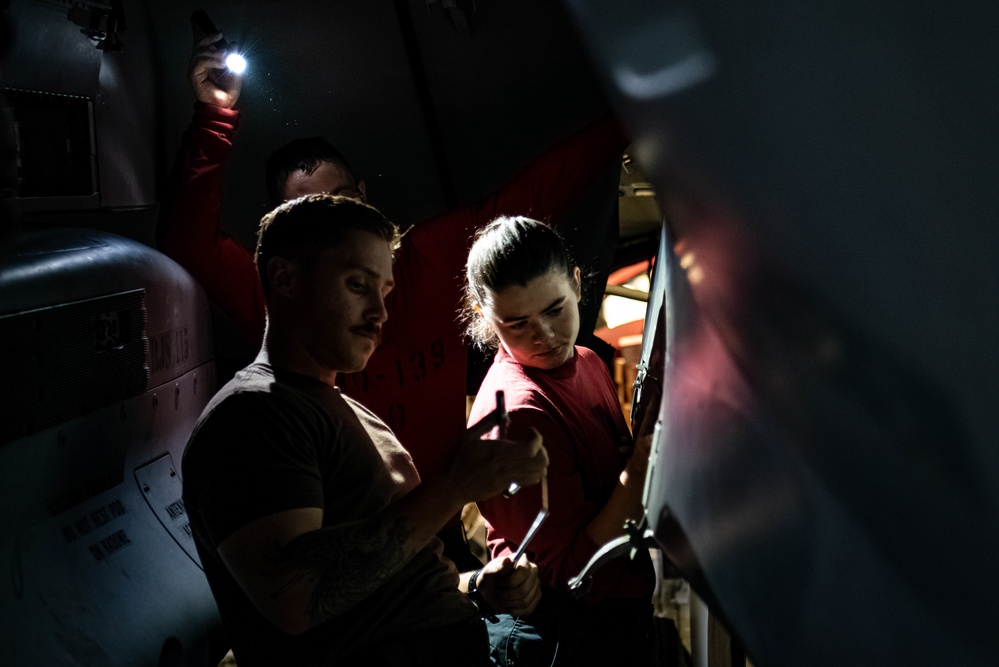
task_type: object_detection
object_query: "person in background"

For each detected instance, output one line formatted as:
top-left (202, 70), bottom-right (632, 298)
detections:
top-left (463, 216), bottom-right (656, 665)
top-left (182, 195), bottom-right (549, 666)
top-left (157, 25), bottom-right (628, 571)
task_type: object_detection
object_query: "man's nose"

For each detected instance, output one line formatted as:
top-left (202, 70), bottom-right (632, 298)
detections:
top-left (367, 293), bottom-right (388, 323)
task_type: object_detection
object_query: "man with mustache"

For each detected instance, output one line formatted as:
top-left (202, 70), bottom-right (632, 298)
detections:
top-left (181, 195), bottom-right (549, 666)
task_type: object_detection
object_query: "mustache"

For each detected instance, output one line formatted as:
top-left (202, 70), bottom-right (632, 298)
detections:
top-left (351, 324), bottom-right (382, 344)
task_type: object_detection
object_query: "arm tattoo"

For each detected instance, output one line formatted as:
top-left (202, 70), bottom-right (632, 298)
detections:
top-left (270, 515), bottom-right (416, 625)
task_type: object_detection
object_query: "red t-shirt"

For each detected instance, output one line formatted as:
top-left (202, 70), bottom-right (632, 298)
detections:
top-left (471, 346), bottom-right (655, 603)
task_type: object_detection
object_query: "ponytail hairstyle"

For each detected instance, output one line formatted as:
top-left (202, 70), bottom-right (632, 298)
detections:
top-left (462, 216), bottom-right (577, 350)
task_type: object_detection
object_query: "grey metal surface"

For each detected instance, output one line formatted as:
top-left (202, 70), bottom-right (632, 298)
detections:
top-left (5, 0), bottom-right (159, 210)
top-left (567, 1), bottom-right (999, 666)
top-left (0, 229), bottom-right (222, 665)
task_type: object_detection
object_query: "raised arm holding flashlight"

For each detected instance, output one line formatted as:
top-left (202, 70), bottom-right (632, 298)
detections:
top-left (188, 10), bottom-right (244, 110)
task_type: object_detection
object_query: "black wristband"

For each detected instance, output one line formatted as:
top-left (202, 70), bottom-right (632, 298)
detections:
top-left (466, 569), bottom-right (496, 619)
top-left (467, 569), bottom-right (483, 599)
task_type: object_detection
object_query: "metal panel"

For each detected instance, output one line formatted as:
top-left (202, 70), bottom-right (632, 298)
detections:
top-left (135, 452), bottom-right (202, 567)
top-left (0, 289), bottom-right (147, 444)
top-left (5, 0), bottom-right (158, 209)
top-left (0, 228), bottom-right (222, 665)
top-left (0, 365), bottom-right (220, 666)
top-left (567, 1), bottom-right (999, 666)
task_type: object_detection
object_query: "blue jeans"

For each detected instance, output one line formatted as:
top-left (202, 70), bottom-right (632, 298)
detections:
top-left (339, 618), bottom-right (492, 666)
top-left (486, 589), bottom-right (654, 666)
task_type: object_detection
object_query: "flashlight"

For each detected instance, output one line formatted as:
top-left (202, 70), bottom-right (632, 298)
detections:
top-left (191, 10), bottom-right (246, 74)
top-left (225, 52), bottom-right (247, 75)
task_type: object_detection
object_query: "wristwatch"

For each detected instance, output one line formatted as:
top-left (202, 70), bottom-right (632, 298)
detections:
top-left (466, 569), bottom-right (495, 619)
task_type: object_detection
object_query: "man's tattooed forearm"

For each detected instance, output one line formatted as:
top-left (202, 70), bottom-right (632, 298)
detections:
top-left (269, 516), bottom-right (416, 625)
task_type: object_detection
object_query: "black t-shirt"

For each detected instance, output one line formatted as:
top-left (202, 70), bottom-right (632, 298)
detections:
top-left (182, 363), bottom-right (477, 667)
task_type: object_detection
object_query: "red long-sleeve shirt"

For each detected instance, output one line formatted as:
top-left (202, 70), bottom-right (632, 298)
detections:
top-left (158, 103), bottom-right (627, 487)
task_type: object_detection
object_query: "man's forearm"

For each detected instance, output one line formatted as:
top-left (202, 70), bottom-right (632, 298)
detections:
top-left (274, 514), bottom-right (417, 625)
top-left (268, 478), bottom-right (464, 633)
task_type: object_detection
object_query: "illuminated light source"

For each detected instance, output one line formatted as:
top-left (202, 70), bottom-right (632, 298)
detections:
top-left (225, 52), bottom-right (247, 74)
top-left (191, 10), bottom-right (247, 75)
top-left (680, 250), bottom-right (703, 284)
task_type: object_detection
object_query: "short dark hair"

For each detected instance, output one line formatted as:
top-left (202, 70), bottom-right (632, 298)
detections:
top-left (462, 216), bottom-right (577, 350)
top-left (255, 194), bottom-right (400, 294)
top-left (264, 137), bottom-right (356, 207)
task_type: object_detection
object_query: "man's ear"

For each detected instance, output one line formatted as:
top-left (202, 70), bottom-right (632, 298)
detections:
top-left (572, 266), bottom-right (582, 301)
top-left (357, 179), bottom-right (368, 202)
top-left (267, 256), bottom-right (298, 298)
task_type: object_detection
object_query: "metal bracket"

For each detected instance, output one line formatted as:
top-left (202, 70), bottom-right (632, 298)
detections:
top-left (567, 517), bottom-right (656, 597)
top-left (40, 0), bottom-right (127, 51)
